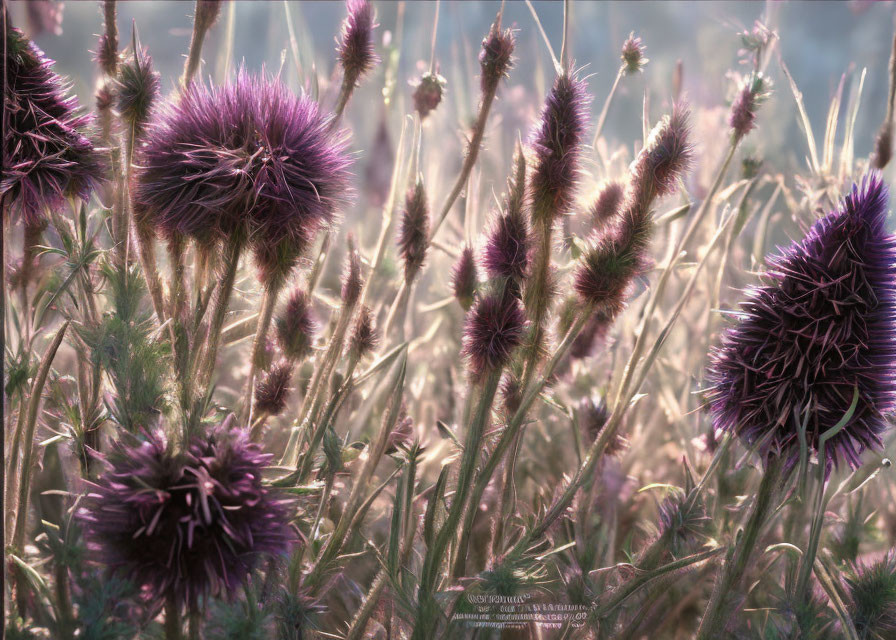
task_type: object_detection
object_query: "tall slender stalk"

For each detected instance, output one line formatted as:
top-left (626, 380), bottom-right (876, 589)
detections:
top-left (696, 457), bottom-right (784, 639)
top-left (240, 284), bottom-right (278, 425)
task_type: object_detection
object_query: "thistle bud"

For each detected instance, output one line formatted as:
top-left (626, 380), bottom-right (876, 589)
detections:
top-left (254, 361), bottom-right (294, 416)
top-left (479, 19), bottom-right (515, 95)
top-left (386, 402), bottom-right (415, 454)
top-left (451, 246), bottom-right (479, 311)
top-left (350, 305), bottom-right (378, 360)
top-left (530, 73), bottom-right (590, 223)
top-left (728, 73), bottom-right (771, 142)
top-left (412, 72), bottom-right (446, 119)
top-left (844, 552), bottom-right (896, 638)
top-left (95, 33), bottom-right (119, 76)
top-left (95, 83), bottom-right (114, 112)
top-left (485, 151), bottom-right (530, 282)
top-left (338, 0), bottom-right (378, 89)
top-left (631, 104), bottom-right (693, 203)
top-left (341, 235), bottom-right (363, 307)
top-left (462, 291), bottom-right (526, 382)
top-left (500, 373), bottom-right (523, 416)
top-left (589, 182), bottom-right (625, 230)
top-left (115, 45), bottom-right (160, 137)
top-left (620, 33), bottom-right (648, 75)
top-left (275, 289), bottom-right (318, 361)
top-left (872, 121), bottom-right (893, 170)
top-left (396, 180), bottom-right (430, 284)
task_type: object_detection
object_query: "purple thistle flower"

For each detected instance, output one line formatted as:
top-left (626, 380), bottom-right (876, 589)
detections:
top-left (2, 28), bottom-right (103, 226)
top-left (658, 488), bottom-right (710, 548)
top-left (728, 73), bottom-right (771, 142)
top-left (630, 104), bottom-right (693, 203)
top-left (479, 20), bottom-right (515, 95)
top-left (451, 246), bottom-right (479, 311)
top-left (350, 305), bottom-right (378, 359)
top-left (590, 181), bottom-right (624, 230)
top-left (412, 71), bottom-right (446, 119)
top-left (94, 33), bottom-right (119, 76)
top-left (115, 45), bottom-right (160, 137)
top-left (341, 234), bottom-right (363, 306)
top-left (275, 288), bottom-right (318, 361)
top-left (706, 176), bottom-right (896, 470)
top-left (255, 360), bottom-right (294, 416)
top-left (396, 180), bottom-right (430, 284)
top-left (462, 291), bottom-right (526, 382)
top-left (620, 33), bottom-right (648, 75)
top-left (573, 226), bottom-right (643, 316)
top-left (133, 71), bottom-right (352, 286)
top-left (78, 426), bottom-right (294, 612)
top-left (337, 0), bottom-right (378, 89)
top-left (529, 73), bottom-right (590, 223)
top-left (485, 146), bottom-right (529, 284)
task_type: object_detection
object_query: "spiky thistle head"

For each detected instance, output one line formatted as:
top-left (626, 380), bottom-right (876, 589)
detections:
top-left (728, 72), bottom-right (771, 142)
top-left (255, 361), bottom-right (294, 416)
top-left (349, 305), bottom-right (378, 360)
top-left (529, 73), bottom-right (590, 223)
top-left (574, 227), bottom-right (643, 316)
top-left (590, 181), bottom-right (625, 230)
top-left (78, 426), bottom-right (294, 612)
top-left (275, 289), bottom-right (318, 361)
top-left (844, 552), bottom-right (896, 638)
top-left (115, 45), bottom-right (160, 138)
top-left (412, 71), bottom-right (446, 119)
top-left (577, 394), bottom-right (625, 455)
top-left (337, 0), bottom-right (378, 88)
top-left (630, 103), bottom-right (693, 204)
top-left (484, 177), bottom-right (530, 283)
top-left (479, 18), bottom-right (515, 95)
top-left (95, 33), bottom-right (119, 76)
top-left (706, 176), bottom-right (896, 471)
top-left (396, 179), bottom-right (430, 284)
top-left (658, 488), bottom-right (710, 551)
top-left (452, 246), bottom-right (479, 311)
top-left (2, 28), bottom-right (104, 226)
top-left (133, 71), bottom-right (352, 286)
top-left (462, 291), bottom-right (526, 382)
top-left (341, 235), bottom-right (363, 307)
top-left (621, 32), bottom-right (648, 75)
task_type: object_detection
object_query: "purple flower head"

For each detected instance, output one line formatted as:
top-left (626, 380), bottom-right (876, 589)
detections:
top-left (341, 234), bottom-right (363, 306)
top-left (706, 176), bottom-right (896, 471)
top-left (133, 71), bottom-right (352, 286)
top-left (485, 182), bottom-right (531, 285)
top-left (620, 33), bottom-right (648, 75)
top-left (350, 305), bottom-right (378, 359)
top-left (451, 246), bottom-right (479, 311)
top-left (255, 360), bottom-right (294, 416)
top-left (412, 71), bottom-right (446, 119)
top-left (631, 104), bottom-right (693, 202)
top-left (529, 73), bottom-right (590, 223)
top-left (462, 290), bottom-right (526, 382)
top-left (396, 180), bottom-right (430, 284)
top-left (78, 426), bottom-right (294, 611)
top-left (728, 73), bottom-right (771, 142)
top-left (479, 19), bottom-right (515, 95)
top-left (2, 28), bottom-right (103, 226)
top-left (276, 288), bottom-right (318, 361)
top-left (94, 33), bottom-right (119, 76)
top-left (337, 0), bottom-right (378, 88)
top-left (574, 226), bottom-right (643, 316)
top-left (590, 181), bottom-right (625, 230)
top-left (115, 45), bottom-right (160, 137)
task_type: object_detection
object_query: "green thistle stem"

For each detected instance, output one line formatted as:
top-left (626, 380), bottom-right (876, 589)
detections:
top-left (696, 456), bottom-right (784, 640)
top-left (240, 283), bottom-right (278, 426)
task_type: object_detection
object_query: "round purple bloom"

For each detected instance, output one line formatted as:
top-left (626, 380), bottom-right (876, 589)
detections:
top-left (115, 45), bottom-right (160, 137)
top-left (590, 181), bottom-right (624, 230)
top-left (484, 204), bottom-right (530, 282)
top-left (78, 427), bottom-right (294, 611)
top-left (255, 360), bottom-right (294, 416)
top-left (479, 20), bottom-right (515, 94)
top-left (2, 28), bottom-right (103, 226)
top-left (133, 71), bottom-right (352, 286)
top-left (462, 290), bottom-right (526, 381)
top-left (620, 33), bottom-right (648, 75)
top-left (412, 71), bottom-right (446, 119)
top-left (529, 73), bottom-right (590, 223)
top-left (706, 176), bottom-right (896, 470)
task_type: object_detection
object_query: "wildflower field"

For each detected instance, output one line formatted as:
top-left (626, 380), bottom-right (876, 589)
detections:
top-left (4, 1), bottom-right (896, 638)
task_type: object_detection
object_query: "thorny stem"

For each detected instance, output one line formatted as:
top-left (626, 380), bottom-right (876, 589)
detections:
top-left (696, 456), bottom-right (784, 640)
top-left (413, 370), bottom-right (502, 638)
top-left (182, 0), bottom-right (211, 87)
top-left (593, 67), bottom-right (624, 149)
